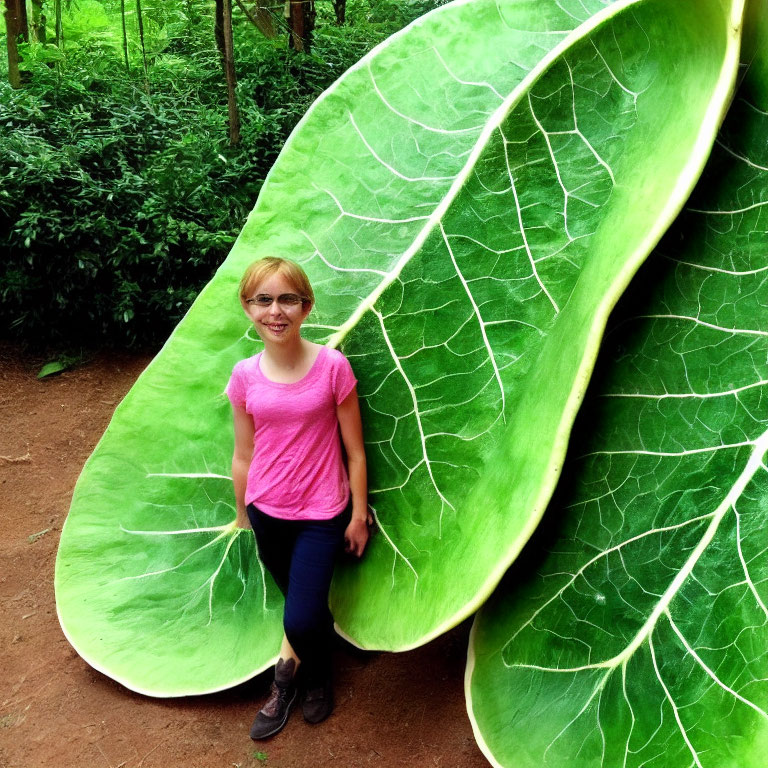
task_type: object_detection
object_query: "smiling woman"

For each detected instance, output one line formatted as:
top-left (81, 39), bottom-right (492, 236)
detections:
top-left (238, 259), bottom-right (315, 348)
top-left (243, 280), bottom-right (312, 347)
top-left (227, 256), bottom-right (369, 739)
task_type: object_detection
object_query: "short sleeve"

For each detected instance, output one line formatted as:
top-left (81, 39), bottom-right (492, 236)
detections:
top-left (330, 350), bottom-right (358, 405)
top-left (225, 360), bottom-right (247, 408)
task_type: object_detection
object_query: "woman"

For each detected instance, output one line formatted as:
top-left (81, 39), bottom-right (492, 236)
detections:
top-left (227, 256), bottom-right (369, 740)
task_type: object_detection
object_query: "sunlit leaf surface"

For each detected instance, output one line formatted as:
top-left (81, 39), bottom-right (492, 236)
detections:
top-left (468, 57), bottom-right (768, 768)
top-left (56, 0), bottom-right (741, 695)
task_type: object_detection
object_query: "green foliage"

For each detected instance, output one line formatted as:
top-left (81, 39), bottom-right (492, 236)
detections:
top-left (38, 361), bottom-right (69, 377)
top-left (55, 0), bottom-right (741, 697)
top-left (37, 350), bottom-right (91, 377)
top-left (0, 50), bottom-right (243, 347)
top-left (0, 0), bottom-right (443, 349)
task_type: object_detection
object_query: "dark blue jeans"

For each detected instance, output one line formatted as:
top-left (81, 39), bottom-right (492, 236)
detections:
top-left (247, 502), bottom-right (350, 683)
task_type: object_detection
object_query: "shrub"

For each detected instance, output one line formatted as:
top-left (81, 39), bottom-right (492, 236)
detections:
top-left (0, 0), bottom-right (445, 349)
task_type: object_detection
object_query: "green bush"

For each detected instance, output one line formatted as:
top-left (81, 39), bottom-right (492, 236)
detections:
top-left (0, 0), bottom-right (445, 349)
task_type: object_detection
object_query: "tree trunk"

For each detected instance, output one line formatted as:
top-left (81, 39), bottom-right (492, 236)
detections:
top-left (120, 0), bottom-right (130, 71)
top-left (234, 0), bottom-right (276, 39)
top-left (18, 0), bottom-right (29, 41)
top-left (214, 0), bottom-right (225, 67)
top-left (30, 0), bottom-right (46, 44)
top-left (333, 0), bottom-right (345, 25)
top-left (54, 0), bottom-right (63, 47)
top-left (136, 0), bottom-right (149, 91)
top-left (287, 0), bottom-right (314, 53)
top-left (4, 0), bottom-right (22, 89)
top-left (215, 0), bottom-right (241, 145)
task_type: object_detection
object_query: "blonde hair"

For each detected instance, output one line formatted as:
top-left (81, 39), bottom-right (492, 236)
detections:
top-left (238, 257), bottom-right (314, 310)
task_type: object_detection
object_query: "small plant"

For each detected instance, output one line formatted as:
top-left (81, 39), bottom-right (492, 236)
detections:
top-left (252, 750), bottom-right (268, 763)
top-left (37, 352), bottom-right (90, 378)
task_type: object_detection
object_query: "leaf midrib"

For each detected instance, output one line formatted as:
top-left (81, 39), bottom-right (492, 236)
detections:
top-left (325, 0), bottom-right (646, 352)
top-left (505, 425), bottom-right (768, 678)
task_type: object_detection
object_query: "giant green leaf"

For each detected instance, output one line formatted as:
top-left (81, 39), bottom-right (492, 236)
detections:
top-left (330, 0), bottom-right (744, 649)
top-left (56, 0), bottom-right (743, 695)
top-left (467, 40), bottom-right (768, 768)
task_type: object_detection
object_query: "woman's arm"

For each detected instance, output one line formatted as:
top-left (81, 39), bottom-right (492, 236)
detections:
top-left (337, 386), bottom-right (369, 557)
top-left (232, 404), bottom-right (255, 529)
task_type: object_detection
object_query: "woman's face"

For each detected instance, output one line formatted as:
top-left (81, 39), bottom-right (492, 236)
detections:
top-left (243, 272), bottom-right (312, 347)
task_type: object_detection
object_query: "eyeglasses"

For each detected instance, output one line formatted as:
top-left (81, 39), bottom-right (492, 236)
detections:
top-left (245, 293), bottom-right (308, 308)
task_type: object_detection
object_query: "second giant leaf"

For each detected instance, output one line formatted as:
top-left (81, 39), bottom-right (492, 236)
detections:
top-left (467, 35), bottom-right (768, 768)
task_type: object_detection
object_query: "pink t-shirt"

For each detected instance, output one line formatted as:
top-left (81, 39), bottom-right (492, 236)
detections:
top-left (226, 346), bottom-right (357, 520)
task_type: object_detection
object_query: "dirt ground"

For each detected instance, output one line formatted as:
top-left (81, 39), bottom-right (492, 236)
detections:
top-left (0, 343), bottom-right (488, 768)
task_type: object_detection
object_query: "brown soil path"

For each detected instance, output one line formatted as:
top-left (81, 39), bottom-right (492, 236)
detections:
top-left (0, 343), bottom-right (488, 768)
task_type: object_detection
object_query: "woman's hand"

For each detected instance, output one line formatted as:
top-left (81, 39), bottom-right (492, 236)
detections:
top-left (344, 516), bottom-right (370, 557)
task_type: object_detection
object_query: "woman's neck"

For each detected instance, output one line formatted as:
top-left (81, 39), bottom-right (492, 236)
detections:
top-left (262, 337), bottom-right (307, 370)
top-left (260, 338), bottom-right (322, 384)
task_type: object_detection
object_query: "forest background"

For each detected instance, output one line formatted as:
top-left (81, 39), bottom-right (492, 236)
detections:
top-left (0, 0), bottom-right (446, 353)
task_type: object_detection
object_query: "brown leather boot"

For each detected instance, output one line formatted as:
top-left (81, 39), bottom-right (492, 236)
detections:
top-left (249, 658), bottom-right (297, 740)
top-left (302, 680), bottom-right (333, 724)
top-left (302, 667), bottom-right (333, 724)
